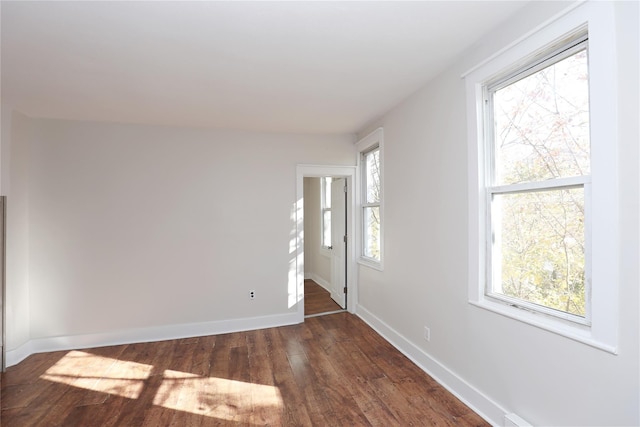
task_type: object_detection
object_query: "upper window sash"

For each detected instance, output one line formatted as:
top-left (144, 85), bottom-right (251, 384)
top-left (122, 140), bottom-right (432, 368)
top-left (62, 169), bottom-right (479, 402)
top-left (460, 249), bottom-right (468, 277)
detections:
top-left (484, 37), bottom-right (590, 189)
top-left (363, 147), bottom-right (381, 201)
top-left (486, 34), bottom-right (588, 95)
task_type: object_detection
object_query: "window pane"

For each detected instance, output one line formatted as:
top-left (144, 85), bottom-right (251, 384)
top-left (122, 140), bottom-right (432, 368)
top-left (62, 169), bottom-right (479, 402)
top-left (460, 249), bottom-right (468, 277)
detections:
top-left (365, 149), bottom-right (380, 203)
top-left (323, 210), bottom-right (331, 248)
top-left (491, 188), bottom-right (585, 316)
top-left (322, 177), bottom-right (332, 208)
top-left (363, 206), bottom-right (380, 260)
top-left (493, 49), bottom-right (590, 185)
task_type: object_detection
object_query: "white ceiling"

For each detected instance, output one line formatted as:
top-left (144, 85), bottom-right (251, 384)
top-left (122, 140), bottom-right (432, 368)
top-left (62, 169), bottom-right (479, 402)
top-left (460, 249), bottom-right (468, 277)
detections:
top-left (1, 1), bottom-right (530, 134)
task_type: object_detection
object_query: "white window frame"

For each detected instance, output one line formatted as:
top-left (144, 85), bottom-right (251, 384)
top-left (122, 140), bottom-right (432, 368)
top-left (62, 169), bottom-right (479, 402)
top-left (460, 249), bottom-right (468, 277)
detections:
top-left (320, 176), bottom-right (332, 253)
top-left (357, 128), bottom-right (384, 270)
top-left (485, 34), bottom-right (591, 324)
top-left (465, 2), bottom-right (619, 353)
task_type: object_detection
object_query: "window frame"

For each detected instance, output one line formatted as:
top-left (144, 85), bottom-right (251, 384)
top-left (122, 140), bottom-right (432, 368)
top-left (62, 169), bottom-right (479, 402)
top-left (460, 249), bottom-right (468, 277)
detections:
top-left (464, 2), bottom-right (619, 353)
top-left (357, 128), bottom-right (384, 270)
top-left (362, 146), bottom-right (381, 261)
top-left (483, 35), bottom-right (592, 325)
top-left (320, 176), bottom-right (332, 253)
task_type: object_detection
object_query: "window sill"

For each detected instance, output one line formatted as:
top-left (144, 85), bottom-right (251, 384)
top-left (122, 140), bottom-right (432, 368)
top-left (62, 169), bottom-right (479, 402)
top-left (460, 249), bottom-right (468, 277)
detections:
top-left (358, 257), bottom-right (383, 271)
top-left (469, 299), bottom-right (617, 354)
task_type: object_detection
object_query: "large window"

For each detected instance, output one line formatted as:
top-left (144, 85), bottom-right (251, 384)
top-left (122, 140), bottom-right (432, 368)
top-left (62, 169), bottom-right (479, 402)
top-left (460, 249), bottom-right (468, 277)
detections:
top-left (465, 2), bottom-right (619, 352)
top-left (486, 36), bottom-right (590, 321)
top-left (362, 147), bottom-right (381, 261)
top-left (357, 128), bottom-right (383, 268)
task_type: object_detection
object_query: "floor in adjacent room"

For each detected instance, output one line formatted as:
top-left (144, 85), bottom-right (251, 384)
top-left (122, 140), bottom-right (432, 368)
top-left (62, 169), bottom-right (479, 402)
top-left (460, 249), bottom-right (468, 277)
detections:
top-left (304, 279), bottom-right (343, 316)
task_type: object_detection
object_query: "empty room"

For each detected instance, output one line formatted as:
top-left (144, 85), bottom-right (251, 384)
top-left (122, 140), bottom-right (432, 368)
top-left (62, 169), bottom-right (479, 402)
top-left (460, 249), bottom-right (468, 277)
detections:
top-left (1, 1), bottom-right (638, 426)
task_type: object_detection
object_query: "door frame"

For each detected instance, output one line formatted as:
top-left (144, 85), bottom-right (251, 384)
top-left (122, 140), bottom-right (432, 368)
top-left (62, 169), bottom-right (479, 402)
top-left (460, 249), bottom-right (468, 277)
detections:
top-left (330, 177), bottom-right (347, 309)
top-left (1, 196), bottom-right (5, 372)
top-left (295, 165), bottom-right (357, 323)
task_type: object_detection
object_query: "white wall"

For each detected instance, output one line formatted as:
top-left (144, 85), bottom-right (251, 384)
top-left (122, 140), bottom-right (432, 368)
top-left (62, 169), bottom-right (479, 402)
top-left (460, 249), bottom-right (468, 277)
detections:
top-left (6, 116), bottom-right (354, 361)
top-left (303, 177), bottom-right (331, 287)
top-left (355, 1), bottom-right (639, 426)
top-left (4, 110), bottom-right (31, 353)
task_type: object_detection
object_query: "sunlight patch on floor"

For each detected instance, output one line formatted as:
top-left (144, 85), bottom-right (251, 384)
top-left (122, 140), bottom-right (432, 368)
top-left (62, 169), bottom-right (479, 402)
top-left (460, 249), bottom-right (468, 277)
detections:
top-left (41, 350), bottom-right (152, 399)
top-left (40, 350), bottom-right (283, 423)
top-left (155, 369), bottom-right (283, 422)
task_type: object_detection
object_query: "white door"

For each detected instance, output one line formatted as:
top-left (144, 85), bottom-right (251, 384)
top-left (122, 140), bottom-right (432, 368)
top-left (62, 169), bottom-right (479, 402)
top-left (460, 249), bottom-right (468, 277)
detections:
top-left (330, 178), bottom-right (346, 309)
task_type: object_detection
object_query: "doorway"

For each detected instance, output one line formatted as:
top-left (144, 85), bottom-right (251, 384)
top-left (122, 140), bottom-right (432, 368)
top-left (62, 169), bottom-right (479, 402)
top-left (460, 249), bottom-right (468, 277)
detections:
top-left (303, 176), bottom-right (346, 317)
top-left (295, 165), bottom-right (356, 322)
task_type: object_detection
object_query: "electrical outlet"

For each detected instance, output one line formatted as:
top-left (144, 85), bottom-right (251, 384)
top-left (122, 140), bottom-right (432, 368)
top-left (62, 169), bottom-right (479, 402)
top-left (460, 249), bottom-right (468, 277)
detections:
top-left (249, 290), bottom-right (256, 300)
top-left (424, 326), bottom-right (430, 342)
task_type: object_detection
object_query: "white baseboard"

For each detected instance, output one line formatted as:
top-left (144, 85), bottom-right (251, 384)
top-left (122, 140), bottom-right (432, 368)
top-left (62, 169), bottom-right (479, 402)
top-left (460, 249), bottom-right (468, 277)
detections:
top-left (6, 311), bottom-right (300, 368)
top-left (355, 304), bottom-right (507, 427)
top-left (5, 340), bottom-right (36, 368)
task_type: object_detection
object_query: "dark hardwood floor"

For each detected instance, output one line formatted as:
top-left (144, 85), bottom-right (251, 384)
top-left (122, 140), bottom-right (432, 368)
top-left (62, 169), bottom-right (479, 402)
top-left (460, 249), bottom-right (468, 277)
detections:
top-left (304, 279), bottom-right (342, 316)
top-left (1, 313), bottom-right (488, 426)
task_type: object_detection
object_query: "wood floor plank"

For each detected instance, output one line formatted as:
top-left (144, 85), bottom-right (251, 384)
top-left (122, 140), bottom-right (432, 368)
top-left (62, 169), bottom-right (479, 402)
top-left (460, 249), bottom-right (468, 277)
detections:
top-left (1, 350), bottom-right (68, 388)
top-left (287, 350), bottom-right (338, 426)
top-left (312, 325), bottom-right (398, 426)
top-left (191, 335), bottom-right (216, 377)
top-left (9, 380), bottom-right (73, 424)
top-left (267, 328), bottom-right (315, 426)
top-left (140, 405), bottom-right (178, 427)
top-left (2, 312), bottom-right (490, 427)
top-left (308, 317), bottom-right (396, 426)
top-left (247, 329), bottom-right (282, 426)
top-left (1, 405), bottom-right (51, 427)
top-left (207, 334), bottom-right (231, 379)
top-left (1, 382), bottom-right (45, 411)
